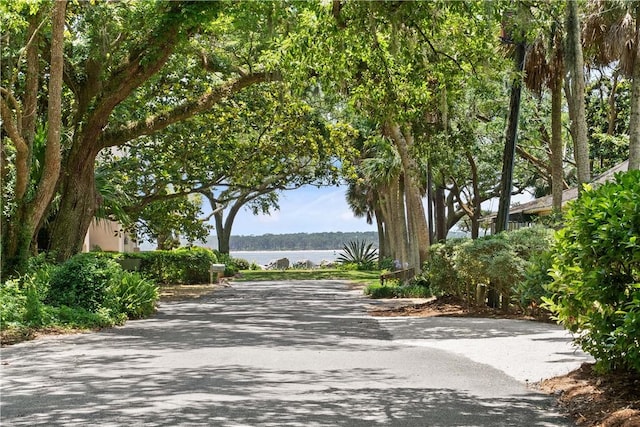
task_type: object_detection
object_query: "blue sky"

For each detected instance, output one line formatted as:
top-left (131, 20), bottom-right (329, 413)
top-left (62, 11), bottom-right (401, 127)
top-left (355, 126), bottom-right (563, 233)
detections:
top-left (211, 184), bottom-right (534, 237)
top-left (220, 185), bottom-right (377, 236)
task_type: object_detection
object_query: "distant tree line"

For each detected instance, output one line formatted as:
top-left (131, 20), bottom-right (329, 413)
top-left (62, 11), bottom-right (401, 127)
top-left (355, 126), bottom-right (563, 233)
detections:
top-left (218, 232), bottom-right (379, 251)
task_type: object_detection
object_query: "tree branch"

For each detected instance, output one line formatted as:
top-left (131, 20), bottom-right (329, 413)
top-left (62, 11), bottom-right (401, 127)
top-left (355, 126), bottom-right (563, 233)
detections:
top-left (411, 21), bottom-right (469, 74)
top-left (516, 145), bottom-right (551, 177)
top-left (99, 72), bottom-right (279, 148)
top-left (0, 96), bottom-right (29, 200)
top-left (332, 1), bottom-right (346, 29)
top-left (125, 183), bottom-right (215, 214)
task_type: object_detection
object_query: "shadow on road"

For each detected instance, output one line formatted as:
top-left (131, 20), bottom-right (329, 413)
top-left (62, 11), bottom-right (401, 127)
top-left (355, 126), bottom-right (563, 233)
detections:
top-left (1, 280), bottom-right (573, 426)
top-left (2, 363), bottom-right (566, 426)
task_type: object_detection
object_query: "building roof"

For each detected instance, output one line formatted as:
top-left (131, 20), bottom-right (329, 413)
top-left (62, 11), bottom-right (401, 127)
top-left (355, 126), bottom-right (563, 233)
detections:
top-left (488, 160), bottom-right (629, 218)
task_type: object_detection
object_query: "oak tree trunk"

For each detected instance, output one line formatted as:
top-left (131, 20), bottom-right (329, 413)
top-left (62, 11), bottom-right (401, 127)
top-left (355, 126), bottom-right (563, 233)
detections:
top-left (1, 2), bottom-right (66, 274)
top-left (48, 145), bottom-right (99, 261)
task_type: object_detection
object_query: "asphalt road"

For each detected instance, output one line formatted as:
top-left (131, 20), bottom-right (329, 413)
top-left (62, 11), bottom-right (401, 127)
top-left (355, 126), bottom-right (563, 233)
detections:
top-left (0, 280), bottom-right (591, 426)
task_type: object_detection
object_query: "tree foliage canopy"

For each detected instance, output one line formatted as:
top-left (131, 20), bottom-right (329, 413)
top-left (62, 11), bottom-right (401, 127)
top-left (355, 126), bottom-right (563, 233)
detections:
top-left (1, 0), bottom-right (638, 274)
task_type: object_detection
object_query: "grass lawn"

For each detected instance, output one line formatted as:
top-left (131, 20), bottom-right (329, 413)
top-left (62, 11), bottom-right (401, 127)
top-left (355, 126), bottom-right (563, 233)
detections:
top-left (234, 269), bottom-right (381, 286)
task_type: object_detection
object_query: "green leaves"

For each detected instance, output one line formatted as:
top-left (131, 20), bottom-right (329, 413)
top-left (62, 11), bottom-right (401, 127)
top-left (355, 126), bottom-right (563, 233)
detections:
top-left (544, 170), bottom-right (640, 373)
top-left (100, 81), bottom-right (352, 244)
top-left (105, 272), bottom-right (158, 319)
top-left (424, 227), bottom-right (554, 309)
top-left (337, 239), bottom-right (379, 270)
top-left (46, 253), bottom-right (122, 313)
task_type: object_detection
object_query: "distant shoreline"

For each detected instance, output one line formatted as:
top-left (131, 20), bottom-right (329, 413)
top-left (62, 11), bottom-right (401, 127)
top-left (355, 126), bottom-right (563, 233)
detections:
top-left (231, 249), bottom-right (341, 266)
top-left (209, 231), bottom-right (379, 251)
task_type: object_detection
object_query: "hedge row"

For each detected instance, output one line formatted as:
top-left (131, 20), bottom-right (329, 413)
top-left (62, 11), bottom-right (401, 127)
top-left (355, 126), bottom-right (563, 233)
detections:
top-left (106, 247), bottom-right (218, 284)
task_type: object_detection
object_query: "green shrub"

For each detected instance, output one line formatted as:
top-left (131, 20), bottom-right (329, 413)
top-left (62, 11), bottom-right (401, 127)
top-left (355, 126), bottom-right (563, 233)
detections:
top-left (338, 262), bottom-right (360, 271)
top-left (423, 230), bottom-right (552, 310)
top-left (378, 257), bottom-right (396, 271)
top-left (505, 226), bottom-right (555, 259)
top-left (424, 239), bottom-right (466, 298)
top-left (506, 227), bottom-right (555, 312)
top-left (514, 250), bottom-right (554, 314)
top-left (0, 279), bottom-right (27, 326)
top-left (53, 305), bottom-right (121, 328)
top-left (46, 253), bottom-right (122, 312)
top-left (1, 251), bottom-right (162, 336)
top-left (364, 280), bottom-right (432, 299)
top-left (232, 258), bottom-right (250, 271)
top-left (365, 283), bottom-right (399, 298)
top-left (337, 240), bottom-right (378, 270)
top-left (543, 171), bottom-right (640, 373)
top-left (105, 272), bottom-right (159, 319)
top-left (112, 247), bottom-right (217, 284)
top-left (213, 251), bottom-right (237, 276)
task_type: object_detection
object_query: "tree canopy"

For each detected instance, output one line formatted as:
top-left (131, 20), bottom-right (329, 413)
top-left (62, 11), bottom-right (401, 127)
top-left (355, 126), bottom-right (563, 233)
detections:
top-left (2, 0), bottom-right (638, 275)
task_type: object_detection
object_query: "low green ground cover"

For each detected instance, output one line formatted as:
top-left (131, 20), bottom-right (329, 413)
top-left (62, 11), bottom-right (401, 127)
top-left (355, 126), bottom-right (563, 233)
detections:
top-left (235, 269), bottom-right (380, 284)
top-left (364, 280), bottom-right (432, 299)
top-left (237, 267), bottom-right (430, 299)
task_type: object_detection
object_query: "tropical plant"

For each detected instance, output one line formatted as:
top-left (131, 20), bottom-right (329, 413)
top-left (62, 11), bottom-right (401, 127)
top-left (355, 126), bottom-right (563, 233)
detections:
top-left (583, 0), bottom-right (640, 170)
top-left (105, 272), bottom-right (158, 319)
top-left (337, 240), bottom-right (379, 271)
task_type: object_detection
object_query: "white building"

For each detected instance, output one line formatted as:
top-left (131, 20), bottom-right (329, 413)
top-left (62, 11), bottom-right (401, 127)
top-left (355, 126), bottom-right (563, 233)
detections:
top-left (82, 219), bottom-right (138, 253)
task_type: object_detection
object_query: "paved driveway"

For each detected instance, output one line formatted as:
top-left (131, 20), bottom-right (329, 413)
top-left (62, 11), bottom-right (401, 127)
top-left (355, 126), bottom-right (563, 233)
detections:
top-left (0, 280), bottom-right (591, 426)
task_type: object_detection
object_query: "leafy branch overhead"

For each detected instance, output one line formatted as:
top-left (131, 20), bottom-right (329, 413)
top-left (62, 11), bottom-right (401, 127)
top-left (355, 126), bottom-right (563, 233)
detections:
top-left (1, 0), bottom-right (638, 278)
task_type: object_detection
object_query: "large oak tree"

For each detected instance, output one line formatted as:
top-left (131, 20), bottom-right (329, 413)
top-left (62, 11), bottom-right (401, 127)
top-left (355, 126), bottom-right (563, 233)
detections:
top-left (2, 1), bottom-right (283, 271)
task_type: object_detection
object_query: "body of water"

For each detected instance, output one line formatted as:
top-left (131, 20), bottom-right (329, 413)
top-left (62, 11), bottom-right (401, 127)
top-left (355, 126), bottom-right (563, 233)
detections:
top-left (231, 250), bottom-right (342, 267)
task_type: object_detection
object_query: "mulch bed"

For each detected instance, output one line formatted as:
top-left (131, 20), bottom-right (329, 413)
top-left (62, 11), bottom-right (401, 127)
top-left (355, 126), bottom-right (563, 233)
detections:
top-left (369, 294), bottom-right (553, 322)
top-left (369, 295), bottom-right (640, 427)
top-left (538, 364), bottom-right (640, 427)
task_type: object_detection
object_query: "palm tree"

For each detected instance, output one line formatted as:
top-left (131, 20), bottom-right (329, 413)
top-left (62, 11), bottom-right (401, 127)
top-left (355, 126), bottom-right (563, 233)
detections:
top-left (385, 123), bottom-right (430, 271)
top-left (524, 15), bottom-right (566, 211)
top-left (584, 0), bottom-right (640, 170)
top-left (565, 0), bottom-right (592, 186)
top-left (496, 5), bottom-right (527, 232)
top-left (345, 179), bottom-right (388, 259)
top-left (358, 137), bottom-right (408, 267)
